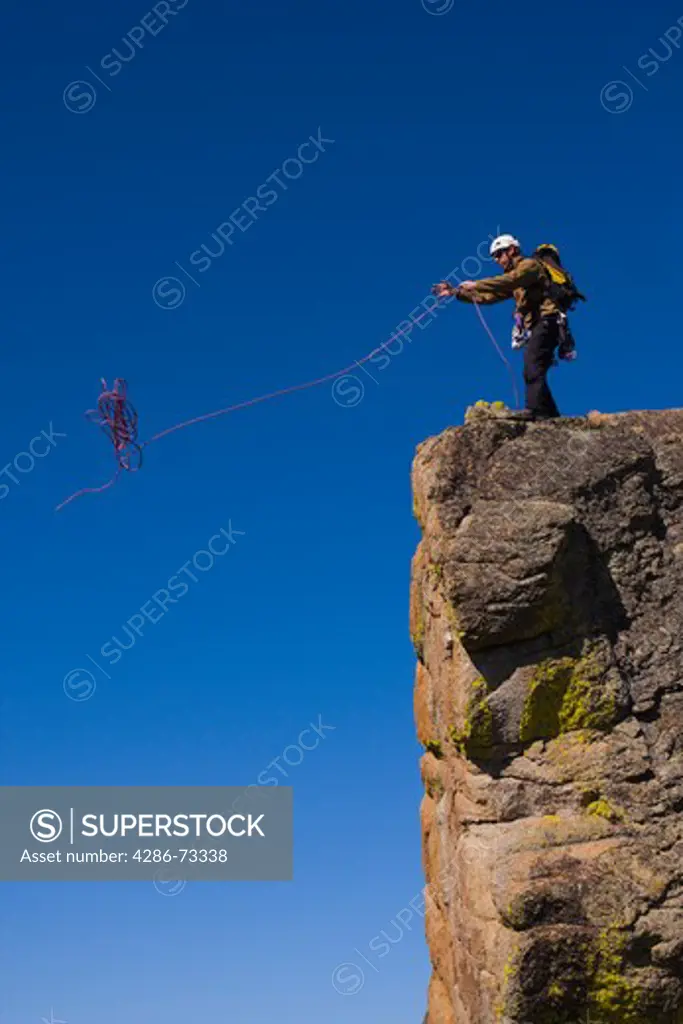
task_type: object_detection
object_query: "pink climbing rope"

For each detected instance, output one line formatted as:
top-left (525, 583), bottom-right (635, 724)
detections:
top-left (55, 379), bottom-right (142, 510)
top-left (56, 309), bottom-right (433, 510)
top-left (144, 309), bottom-right (434, 446)
top-left (55, 297), bottom-right (520, 511)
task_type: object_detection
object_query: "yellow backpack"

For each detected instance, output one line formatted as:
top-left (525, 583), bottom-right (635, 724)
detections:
top-left (533, 244), bottom-right (586, 312)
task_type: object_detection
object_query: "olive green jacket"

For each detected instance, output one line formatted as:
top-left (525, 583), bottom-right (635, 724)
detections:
top-left (456, 256), bottom-right (559, 328)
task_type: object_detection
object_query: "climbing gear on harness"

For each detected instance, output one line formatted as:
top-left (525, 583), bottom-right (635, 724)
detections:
top-left (557, 312), bottom-right (577, 361)
top-left (511, 312), bottom-right (530, 350)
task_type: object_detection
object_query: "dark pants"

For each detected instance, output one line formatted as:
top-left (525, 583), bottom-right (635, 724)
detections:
top-left (524, 316), bottom-right (561, 418)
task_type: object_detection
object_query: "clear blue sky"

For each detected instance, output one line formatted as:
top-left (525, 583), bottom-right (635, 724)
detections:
top-left (1, 0), bottom-right (682, 1020)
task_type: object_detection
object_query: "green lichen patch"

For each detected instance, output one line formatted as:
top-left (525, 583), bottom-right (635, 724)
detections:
top-left (498, 925), bottom-right (669, 1023)
top-left (449, 677), bottom-right (494, 758)
top-left (444, 600), bottom-right (463, 635)
top-left (520, 658), bottom-right (573, 743)
top-left (424, 740), bottom-right (443, 759)
top-left (559, 665), bottom-right (617, 733)
top-left (587, 928), bottom-right (645, 1022)
top-left (465, 399), bottom-right (511, 424)
top-left (465, 400), bottom-right (491, 424)
top-left (425, 774), bottom-right (445, 801)
top-left (520, 647), bottom-right (621, 745)
top-left (411, 601), bottom-right (426, 662)
top-left (496, 948), bottom-right (522, 1020)
top-left (586, 799), bottom-right (624, 823)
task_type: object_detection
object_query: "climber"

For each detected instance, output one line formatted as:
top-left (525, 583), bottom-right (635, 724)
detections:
top-left (432, 235), bottom-right (581, 420)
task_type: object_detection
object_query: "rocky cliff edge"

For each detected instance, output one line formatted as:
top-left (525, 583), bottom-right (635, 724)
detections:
top-left (411, 405), bottom-right (683, 1023)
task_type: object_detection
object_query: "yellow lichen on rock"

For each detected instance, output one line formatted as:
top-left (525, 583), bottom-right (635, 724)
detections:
top-left (520, 645), bottom-right (621, 744)
top-left (449, 677), bottom-right (493, 758)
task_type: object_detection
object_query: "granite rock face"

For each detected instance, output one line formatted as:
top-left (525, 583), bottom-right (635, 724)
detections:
top-left (411, 407), bottom-right (683, 1024)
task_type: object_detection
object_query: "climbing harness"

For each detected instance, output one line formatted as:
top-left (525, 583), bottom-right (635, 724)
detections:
top-left (511, 310), bottom-right (577, 362)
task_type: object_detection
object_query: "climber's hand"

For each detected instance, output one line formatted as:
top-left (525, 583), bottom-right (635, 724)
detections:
top-left (458, 281), bottom-right (477, 292)
top-left (432, 281), bottom-right (456, 299)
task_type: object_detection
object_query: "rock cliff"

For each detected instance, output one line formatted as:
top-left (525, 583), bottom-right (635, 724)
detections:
top-left (411, 406), bottom-right (683, 1023)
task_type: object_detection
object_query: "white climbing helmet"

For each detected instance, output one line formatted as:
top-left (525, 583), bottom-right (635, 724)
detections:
top-left (490, 234), bottom-right (521, 257)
